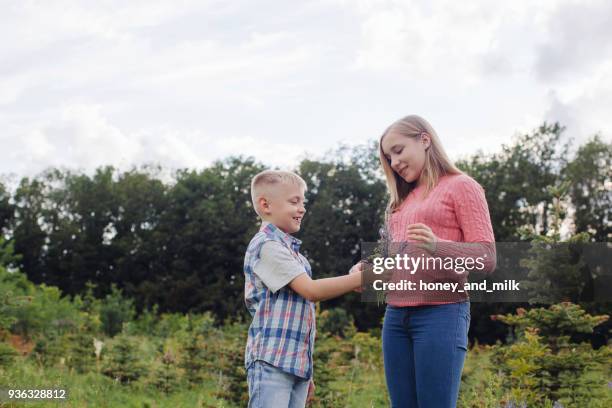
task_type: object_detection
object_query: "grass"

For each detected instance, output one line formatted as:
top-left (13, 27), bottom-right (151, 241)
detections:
top-left (2, 343), bottom-right (610, 407)
top-left (1, 360), bottom-right (229, 408)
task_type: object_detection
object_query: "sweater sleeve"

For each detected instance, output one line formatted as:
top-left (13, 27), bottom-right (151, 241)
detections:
top-left (434, 175), bottom-right (497, 275)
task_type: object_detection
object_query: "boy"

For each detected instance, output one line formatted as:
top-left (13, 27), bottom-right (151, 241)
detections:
top-left (244, 170), bottom-right (362, 408)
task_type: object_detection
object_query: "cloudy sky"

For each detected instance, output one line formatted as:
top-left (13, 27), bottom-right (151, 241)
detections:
top-left (1, 0), bottom-right (611, 179)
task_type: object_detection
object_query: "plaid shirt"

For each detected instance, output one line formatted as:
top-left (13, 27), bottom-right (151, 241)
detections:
top-left (243, 222), bottom-right (316, 379)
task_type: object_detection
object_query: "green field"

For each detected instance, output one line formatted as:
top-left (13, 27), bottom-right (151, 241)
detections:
top-left (2, 311), bottom-right (610, 408)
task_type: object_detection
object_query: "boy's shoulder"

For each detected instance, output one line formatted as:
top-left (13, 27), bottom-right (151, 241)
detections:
top-left (246, 222), bottom-right (286, 246)
top-left (245, 226), bottom-right (285, 256)
top-left (245, 230), bottom-right (267, 255)
top-left (248, 229), bottom-right (267, 244)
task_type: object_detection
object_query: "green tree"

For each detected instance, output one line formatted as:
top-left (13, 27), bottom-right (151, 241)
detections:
top-left (150, 156), bottom-right (264, 318)
top-left (491, 303), bottom-right (611, 407)
top-left (12, 176), bottom-right (47, 285)
top-left (0, 181), bottom-right (14, 233)
top-left (457, 122), bottom-right (570, 241)
top-left (0, 341), bottom-right (17, 368)
top-left (456, 123), bottom-right (610, 345)
top-left (102, 334), bottom-right (146, 384)
top-left (66, 315), bottom-right (98, 373)
top-left (99, 284), bottom-right (135, 337)
top-left (149, 348), bottom-right (181, 394)
top-left (214, 322), bottom-right (249, 407)
top-left (312, 331), bottom-right (355, 407)
top-left (563, 135), bottom-right (611, 242)
top-left (318, 307), bottom-right (357, 338)
top-left (297, 143), bottom-right (387, 330)
top-left (178, 314), bottom-right (211, 386)
top-left (519, 182), bottom-right (594, 304)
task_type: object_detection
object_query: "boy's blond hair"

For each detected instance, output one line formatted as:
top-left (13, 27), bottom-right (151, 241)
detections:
top-left (250, 170), bottom-right (307, 216)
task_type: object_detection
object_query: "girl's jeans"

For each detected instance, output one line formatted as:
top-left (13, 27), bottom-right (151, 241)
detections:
top-left (383, 301), bottom-right (470, 408)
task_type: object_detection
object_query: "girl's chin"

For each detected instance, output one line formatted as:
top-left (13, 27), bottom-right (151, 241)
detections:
top-left (400, 170), bottom-right (422, 184)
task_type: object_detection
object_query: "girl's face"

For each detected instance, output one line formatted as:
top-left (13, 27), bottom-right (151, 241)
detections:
top-left (381, 131), bottom-right (431, 184)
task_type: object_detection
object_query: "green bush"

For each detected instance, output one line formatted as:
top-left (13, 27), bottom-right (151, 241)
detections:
top-left (99, 284), bottom-right (135, 337)
top-left (491, 303), bottom-right (611, 407)
top-left (312, 332), bottom-right (355, 407)
top-left (458, 357), bottom-right (508, 408)
top-left (102, 334), bottom-right (147, 384)
top-left (149, 347), bottom-right (181, 394)
top-left (30, 331), bottom-right (70, 367)
top-left (0, 341), bottom-right (18, 368)
top-left (65, 321), bottom-right (97, 374)
top-left (2, 264), bottom-right (84, 341)
top-left (178, 314), bottom-right (214, 386)
top-left (318, 307), bottom-right (357, 338)
top-left (213, 321), bottom-right (249, 407)
top-left (0, 268), bottom-right (32, 336)
top-left (125, 304), bottom-right (159, 335)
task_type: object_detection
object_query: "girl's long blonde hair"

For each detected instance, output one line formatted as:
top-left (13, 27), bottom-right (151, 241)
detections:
top-left (379, 115), bottom-right (462, 213)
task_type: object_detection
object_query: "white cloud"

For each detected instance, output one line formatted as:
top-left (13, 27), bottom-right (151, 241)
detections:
top-left (1, 105), bottom-right (141, 175)
top-left (0, 0), bottom-right (610, 180)
top-left (544, 60), bottom-right (612, 143)
top-left (0, 102), bottom-right (309, 177)
top-left (214, 134), bottom-right (308, 169)
top-left (350, 0), bottom-right (521, 83)
top-left (534, 0), bottom-right (612, 82)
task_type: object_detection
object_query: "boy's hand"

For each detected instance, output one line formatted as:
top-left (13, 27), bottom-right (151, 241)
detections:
top-left (307, 380), bottom-right (315, 403)
top-left (349, 262), bottom-right (363, 293)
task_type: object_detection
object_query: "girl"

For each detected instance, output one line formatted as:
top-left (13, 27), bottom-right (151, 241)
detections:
top-left (378, 115), bottom-right (496, 407)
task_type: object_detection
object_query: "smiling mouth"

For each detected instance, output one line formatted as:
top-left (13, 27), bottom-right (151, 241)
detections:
top-left (293, 217), bottom-right (302, 223)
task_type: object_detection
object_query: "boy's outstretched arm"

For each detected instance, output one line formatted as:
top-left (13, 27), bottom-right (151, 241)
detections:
top-left (289, 263), bottom-right (362, 302)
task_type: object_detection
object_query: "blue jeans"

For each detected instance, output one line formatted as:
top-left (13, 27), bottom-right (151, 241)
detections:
top-left (247, 360), bottom-right (309, 408)
top-left (382, 301), bottom-right (470, 408)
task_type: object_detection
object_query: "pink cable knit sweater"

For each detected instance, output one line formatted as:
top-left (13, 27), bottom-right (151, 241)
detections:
top-left (386, 172), bottom-right (496, 306)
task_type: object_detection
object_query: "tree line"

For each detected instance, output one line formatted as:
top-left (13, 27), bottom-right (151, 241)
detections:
top-left (1, 122), bottom-right (610, 342)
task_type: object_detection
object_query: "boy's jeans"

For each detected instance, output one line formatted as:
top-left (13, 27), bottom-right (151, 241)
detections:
top-left (382, 301), bottom-right (470, 408)
top-left (247, 360), bottom-right (309, 408)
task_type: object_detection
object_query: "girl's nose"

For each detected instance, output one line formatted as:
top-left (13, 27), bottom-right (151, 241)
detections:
top-left (391, 157), bottom-right (400, 170)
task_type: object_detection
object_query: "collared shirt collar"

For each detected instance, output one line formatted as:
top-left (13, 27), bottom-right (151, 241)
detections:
top-left (260, 221), bottom-right (302, 252)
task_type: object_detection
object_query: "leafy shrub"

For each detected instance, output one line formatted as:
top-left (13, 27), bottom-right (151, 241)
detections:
top-left (178, 314), bottom-right (214, 386)
top-left (213, 321), bottom-right (248, 407)
top-left (102, 334), bottom-right (146, 384)
top-left (351, 331), bottom-right (381, 369)
top-left (491, 303), bottom-right (611, 407)
top-left (312, 332), bottom-right (355, 407)
top-left (149, 347), bottom-right (181, 394)
top-left (65, 322), bottom-right (97, 374)
top-left (125, 304), bottom-right (159, 335)
top-left (0, 341), bottom-right (17, 368)
top-left (99, 284), bottom-right (135, 337)
top-left (318, 307), bottom-right (356, 338)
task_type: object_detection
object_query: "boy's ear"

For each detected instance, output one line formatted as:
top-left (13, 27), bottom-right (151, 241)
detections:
top-left (258, 196), bottom-right (271, 215)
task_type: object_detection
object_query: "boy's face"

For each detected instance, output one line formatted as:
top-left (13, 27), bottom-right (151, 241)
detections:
top-left (260, 183), bottom-right (306, 234)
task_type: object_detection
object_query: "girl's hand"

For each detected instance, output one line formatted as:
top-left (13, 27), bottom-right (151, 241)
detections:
top-left (407, 223), bottom-right (438, 254)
